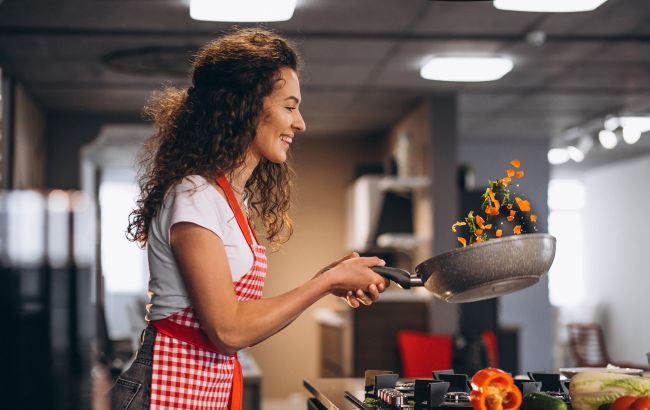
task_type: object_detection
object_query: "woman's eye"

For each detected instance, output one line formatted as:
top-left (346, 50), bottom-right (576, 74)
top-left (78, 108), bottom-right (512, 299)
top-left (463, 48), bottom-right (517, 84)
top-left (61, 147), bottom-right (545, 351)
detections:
top-left (286, 106), bottom-right (296, 112)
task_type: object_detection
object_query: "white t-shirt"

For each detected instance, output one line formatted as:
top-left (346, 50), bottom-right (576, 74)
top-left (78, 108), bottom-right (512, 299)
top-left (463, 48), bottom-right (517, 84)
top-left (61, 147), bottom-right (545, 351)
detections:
top-left (146, 175), bottom-right (255, 321)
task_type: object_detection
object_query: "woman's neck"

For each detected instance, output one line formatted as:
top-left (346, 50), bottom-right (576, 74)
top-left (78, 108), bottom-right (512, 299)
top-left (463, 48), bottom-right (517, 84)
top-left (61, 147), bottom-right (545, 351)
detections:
top-left (229, 150), bottom-right (260, 194)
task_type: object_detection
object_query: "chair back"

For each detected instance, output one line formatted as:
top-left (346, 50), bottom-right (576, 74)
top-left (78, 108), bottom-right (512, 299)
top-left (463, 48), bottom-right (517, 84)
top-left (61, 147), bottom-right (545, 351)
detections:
top-left (397, 330), bottom-right (452, 378)
top-left (567, 323), bottom-right (609, 367)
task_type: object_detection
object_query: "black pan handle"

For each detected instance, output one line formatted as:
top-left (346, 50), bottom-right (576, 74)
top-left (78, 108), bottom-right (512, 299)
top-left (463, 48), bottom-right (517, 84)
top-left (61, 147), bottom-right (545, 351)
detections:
top-left (372, 266), bottom-right (413, 289)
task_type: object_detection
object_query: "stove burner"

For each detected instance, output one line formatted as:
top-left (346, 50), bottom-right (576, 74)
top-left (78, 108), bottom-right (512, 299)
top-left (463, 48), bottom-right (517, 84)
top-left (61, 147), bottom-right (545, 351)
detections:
top-left (444, 392), bottom-right (470, 403)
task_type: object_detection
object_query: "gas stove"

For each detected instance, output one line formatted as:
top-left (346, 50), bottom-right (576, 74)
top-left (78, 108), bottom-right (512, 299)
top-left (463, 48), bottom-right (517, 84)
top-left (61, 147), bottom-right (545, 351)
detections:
top-left (344, 370), bottom-right (571, 410)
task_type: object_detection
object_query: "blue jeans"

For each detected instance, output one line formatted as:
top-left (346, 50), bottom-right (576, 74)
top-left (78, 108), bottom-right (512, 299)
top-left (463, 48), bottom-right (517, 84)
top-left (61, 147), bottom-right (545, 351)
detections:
top-left (109, 326), bottom-right (155, 409)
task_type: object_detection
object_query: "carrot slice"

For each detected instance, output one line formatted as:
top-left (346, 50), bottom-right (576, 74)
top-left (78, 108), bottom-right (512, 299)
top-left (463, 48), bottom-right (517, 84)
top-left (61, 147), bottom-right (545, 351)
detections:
top-left (458, 237), bottom-right (467, 247)
top-left (496, 229), bottom-right (503, 238)
top-left (507, 169), bottom-right (515, 177)
top-left (515, 170), bottom-right (524, 179)
top-left (476, 215), bottom-right (485, 228)
top-left (475, 229), bottom-right (483, 235)
top-left (510, 159), bottom-right (520, 168)
top-left (507, 215), bottom-right (514, 222)
top-left (475, 237), bottom-right (482, 243)
top-left (515, 197), bottom-right (531, 212)
top-left (483, 224), bottom-right (492, 229)
top-left (507, 203), bottom-right (512, 210)
top-left (530, 214), bottom-right (537, 222)
top-left (501, 176), bottom-right (511, 186)
top-left (513, 225), bottom-right (522, 234)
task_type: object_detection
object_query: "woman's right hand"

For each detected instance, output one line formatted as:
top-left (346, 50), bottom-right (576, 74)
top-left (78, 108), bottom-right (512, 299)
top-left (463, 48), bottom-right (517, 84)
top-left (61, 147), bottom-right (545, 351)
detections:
top-left (323, 255), bottom-right (389, 307)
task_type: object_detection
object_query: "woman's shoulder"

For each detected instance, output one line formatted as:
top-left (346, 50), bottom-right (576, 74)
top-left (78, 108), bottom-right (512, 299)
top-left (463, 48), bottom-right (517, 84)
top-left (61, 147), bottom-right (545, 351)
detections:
top-left (170, 175), bottom-right (229, 209)
top-left (174, 174), bottom-right (212, 194)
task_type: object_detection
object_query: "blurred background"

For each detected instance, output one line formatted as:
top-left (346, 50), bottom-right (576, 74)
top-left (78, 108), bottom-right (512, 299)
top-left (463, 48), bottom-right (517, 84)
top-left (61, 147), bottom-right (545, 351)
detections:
top-left (1, 0), bottom-right (649, 408)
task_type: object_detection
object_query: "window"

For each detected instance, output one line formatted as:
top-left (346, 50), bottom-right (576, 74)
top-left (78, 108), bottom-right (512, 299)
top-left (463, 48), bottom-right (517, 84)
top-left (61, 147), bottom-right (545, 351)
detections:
top-left (547, 179), bottom-right (585, 306)
top-left (99, 179), bottom-right (147, 293)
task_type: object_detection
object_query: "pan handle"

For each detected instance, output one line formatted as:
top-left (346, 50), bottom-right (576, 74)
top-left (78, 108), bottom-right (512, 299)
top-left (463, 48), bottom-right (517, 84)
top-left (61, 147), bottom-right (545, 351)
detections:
top-left (371, 266), bottom-right (414, 289)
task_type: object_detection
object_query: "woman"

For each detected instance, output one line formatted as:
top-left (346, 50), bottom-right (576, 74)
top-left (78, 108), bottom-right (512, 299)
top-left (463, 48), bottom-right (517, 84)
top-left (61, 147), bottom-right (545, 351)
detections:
top-left (110, 28), bottom-right (389, 409)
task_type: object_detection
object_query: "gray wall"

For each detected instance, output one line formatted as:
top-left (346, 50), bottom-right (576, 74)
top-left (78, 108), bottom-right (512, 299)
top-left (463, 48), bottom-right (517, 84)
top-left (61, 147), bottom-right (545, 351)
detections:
top-left (458, 138), bottom-right (553, 373)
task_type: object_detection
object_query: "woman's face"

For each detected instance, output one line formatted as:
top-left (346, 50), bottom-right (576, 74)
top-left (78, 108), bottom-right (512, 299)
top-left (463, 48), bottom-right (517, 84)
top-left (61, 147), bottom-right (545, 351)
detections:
top-left (249, 67), bottom-right (306, 164)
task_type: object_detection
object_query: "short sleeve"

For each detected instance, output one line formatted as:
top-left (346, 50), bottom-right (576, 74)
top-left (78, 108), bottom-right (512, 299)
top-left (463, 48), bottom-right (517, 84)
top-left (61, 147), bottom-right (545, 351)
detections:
top-left (167, 176), bottom-right (228, 245)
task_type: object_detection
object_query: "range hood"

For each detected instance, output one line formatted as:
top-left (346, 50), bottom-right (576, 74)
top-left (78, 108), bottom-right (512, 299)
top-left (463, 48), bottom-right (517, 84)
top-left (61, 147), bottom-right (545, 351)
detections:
top-left (346, 175), bottom-right (429, 252)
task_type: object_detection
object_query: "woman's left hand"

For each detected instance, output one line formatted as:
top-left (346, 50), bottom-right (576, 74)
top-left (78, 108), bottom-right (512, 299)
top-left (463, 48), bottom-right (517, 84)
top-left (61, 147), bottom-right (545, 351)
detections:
top-left (316, 252), bottom-right (386, 308)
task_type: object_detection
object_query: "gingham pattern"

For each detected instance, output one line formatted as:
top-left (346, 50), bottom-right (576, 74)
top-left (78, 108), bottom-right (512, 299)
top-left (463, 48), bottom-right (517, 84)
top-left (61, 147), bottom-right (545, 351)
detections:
top-left (150, 242), bottom-right (267, 409)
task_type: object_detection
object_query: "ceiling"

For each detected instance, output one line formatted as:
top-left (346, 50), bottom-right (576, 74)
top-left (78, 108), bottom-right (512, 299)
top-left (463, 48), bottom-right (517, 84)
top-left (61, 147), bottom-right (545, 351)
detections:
top-left (1, 0), bottom-right (649, 143)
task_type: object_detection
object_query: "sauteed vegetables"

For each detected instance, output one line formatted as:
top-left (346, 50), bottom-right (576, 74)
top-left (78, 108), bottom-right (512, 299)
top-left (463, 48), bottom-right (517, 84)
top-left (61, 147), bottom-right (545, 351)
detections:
top-left (452, 160), bottom-right (537, 247)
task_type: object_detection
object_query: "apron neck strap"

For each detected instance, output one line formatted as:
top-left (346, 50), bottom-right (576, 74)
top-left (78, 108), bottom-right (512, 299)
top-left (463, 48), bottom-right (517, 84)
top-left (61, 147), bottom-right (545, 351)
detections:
top-left (214, 175), bottom-right (256, 246)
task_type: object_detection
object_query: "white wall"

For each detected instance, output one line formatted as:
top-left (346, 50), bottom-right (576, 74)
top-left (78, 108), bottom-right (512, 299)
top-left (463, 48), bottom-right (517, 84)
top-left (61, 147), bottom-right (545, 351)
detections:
top-left (581, 154), bottom-right (650, 364)
top-left (459, 139), bottom-right (554, 372)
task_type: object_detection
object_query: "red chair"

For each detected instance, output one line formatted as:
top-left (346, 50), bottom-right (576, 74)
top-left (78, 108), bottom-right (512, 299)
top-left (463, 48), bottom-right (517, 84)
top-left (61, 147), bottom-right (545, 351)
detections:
top-left (397, 330), bottom-right (452, 378)
top-left (481, 330), bottom-right (499, 368)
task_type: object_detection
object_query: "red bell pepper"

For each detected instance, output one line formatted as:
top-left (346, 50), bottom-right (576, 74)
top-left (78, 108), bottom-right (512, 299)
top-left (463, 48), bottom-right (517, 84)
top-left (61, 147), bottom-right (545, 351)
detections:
top-left (470, 368), bottom-right (522, 410)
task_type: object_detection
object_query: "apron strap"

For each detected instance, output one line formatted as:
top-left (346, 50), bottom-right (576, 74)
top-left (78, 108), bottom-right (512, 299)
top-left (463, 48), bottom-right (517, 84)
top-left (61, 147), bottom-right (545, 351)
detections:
top-left (150, 319), bottom-right (221, 354)
top-left (230, 357), bottom-right (244, 410)
top-left (215, 175), bottom-right (258, 246)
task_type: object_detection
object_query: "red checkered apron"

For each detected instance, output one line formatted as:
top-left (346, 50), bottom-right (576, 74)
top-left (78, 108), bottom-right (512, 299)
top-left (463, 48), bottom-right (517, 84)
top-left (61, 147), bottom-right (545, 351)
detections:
top-left (149, 175), bottom-right (267, 409)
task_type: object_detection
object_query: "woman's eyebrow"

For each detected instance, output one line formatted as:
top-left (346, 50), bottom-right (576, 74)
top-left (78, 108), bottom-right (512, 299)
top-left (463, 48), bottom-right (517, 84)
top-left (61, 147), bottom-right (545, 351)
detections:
top-left (284, 96), bottom-right (300, 104)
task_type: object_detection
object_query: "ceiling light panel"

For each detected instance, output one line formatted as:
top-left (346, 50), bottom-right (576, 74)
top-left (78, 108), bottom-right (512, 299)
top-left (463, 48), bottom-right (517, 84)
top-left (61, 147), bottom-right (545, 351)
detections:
top-left (494, 0), bottom-right (608, 13)
top-left (190, 0), bottom-right (296, 22)
top-left (420, 56), bottom-right (513, 82)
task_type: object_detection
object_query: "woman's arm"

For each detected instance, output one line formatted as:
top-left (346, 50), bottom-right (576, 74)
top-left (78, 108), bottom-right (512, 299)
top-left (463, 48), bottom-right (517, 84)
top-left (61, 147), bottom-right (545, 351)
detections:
top-left (170, 222), bottom-right (386, 355)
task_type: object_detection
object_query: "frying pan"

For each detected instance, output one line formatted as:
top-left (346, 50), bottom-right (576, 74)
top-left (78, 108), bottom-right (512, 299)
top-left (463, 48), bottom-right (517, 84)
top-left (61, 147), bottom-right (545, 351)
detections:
top-left (372, 233), bottom-right (556, 303)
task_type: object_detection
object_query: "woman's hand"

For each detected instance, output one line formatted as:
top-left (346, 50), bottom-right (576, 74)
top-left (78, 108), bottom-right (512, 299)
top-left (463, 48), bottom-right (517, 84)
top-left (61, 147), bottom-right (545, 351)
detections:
top-left (316, 252), bottom-right (389, 308)
top-left (321, 254), bottom-right (389, 308)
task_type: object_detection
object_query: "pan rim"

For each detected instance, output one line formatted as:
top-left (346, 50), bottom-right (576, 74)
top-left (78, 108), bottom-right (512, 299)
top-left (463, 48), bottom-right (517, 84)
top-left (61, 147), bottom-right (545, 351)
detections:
top-left (416, 232), bottom-right (556, 271)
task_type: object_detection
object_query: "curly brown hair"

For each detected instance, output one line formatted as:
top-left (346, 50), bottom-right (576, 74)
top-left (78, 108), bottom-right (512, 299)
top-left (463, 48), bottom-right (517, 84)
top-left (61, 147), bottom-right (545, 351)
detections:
top-left (127, 28), bottom-right (300, 250)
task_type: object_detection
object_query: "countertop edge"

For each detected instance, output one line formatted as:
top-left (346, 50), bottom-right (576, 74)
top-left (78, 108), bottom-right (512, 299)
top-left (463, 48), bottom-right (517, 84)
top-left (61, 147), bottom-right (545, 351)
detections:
top-left (303, 378), bottom-right (340, 410)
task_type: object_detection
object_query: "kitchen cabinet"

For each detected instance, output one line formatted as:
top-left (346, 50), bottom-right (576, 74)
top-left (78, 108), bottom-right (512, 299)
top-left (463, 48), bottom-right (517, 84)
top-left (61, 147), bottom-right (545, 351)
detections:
top-left (317, 299), bottom-right (431, 377)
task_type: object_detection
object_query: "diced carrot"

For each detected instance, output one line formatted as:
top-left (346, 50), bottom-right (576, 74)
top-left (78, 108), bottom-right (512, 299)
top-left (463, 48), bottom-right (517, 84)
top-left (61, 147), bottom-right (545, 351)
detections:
top-left (510, 159), bottom-right (521, 168)
top-left (507, 215), bottom-right (514, 222)
top-left (501, 176), bottom-right (511, 186)
top-left (475, 229), bottom-right (483, 235)
top-left (507, 169), bottom-right (515, 177)
top-left (475, 237), bottom-right (482, 243)
top-left (485, 206), bottom-right (499, 216)
top-left (476, 215), bottom-right (485, 228)
top-left (510, 210), bottom-right (516, 217)
top-left (515, 170), bottom-right (524, 179)
top-left (530, 214), bottom-right (537, 222)
top-left (513, 225), bottom-right (522, 234)
top-left (496, 229), bottom-right (503, 238)
top-left (488, 190), bottom-right (497, 203)
top-left (484, 224), bottom-right (492, 229)
top-left (507, 203), bottom-right (512, 210)
top-left (515, 197), bottom-right (531, 212)
top-left (458, 237), bottom-right (467, 247)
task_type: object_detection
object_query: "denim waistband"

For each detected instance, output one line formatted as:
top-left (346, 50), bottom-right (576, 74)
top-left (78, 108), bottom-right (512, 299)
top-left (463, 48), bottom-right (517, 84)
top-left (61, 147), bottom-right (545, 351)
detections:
top-left (133, 325), bottom-right (156, 366)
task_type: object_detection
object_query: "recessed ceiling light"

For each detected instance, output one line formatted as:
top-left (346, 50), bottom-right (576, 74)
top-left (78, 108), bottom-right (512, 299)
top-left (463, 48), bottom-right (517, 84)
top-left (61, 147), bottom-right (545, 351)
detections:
top-left (547, 148), bottom-right (569, 165)
top-left (618, 116), bottom-right (650, 144)
top-left (598, 129), bottom-right (618, 149)
top-left (190, 0), bottom-right (296, 22)
top-left (567, 146), bottom-right (585, 162)
top-left (420, 56), bottom-right (513, 82)
top-left (494, 0), bottom-right (608, 13)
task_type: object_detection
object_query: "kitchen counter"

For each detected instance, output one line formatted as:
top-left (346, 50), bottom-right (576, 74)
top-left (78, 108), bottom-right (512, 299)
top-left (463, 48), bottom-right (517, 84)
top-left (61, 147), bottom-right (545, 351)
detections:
top-left (304, 378), bottom-right (366, 410)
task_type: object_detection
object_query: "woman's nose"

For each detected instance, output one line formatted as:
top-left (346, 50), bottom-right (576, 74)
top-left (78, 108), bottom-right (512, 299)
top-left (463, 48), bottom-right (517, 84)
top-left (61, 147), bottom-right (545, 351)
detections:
top-left (293, 110), bottom-right (306, 133)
